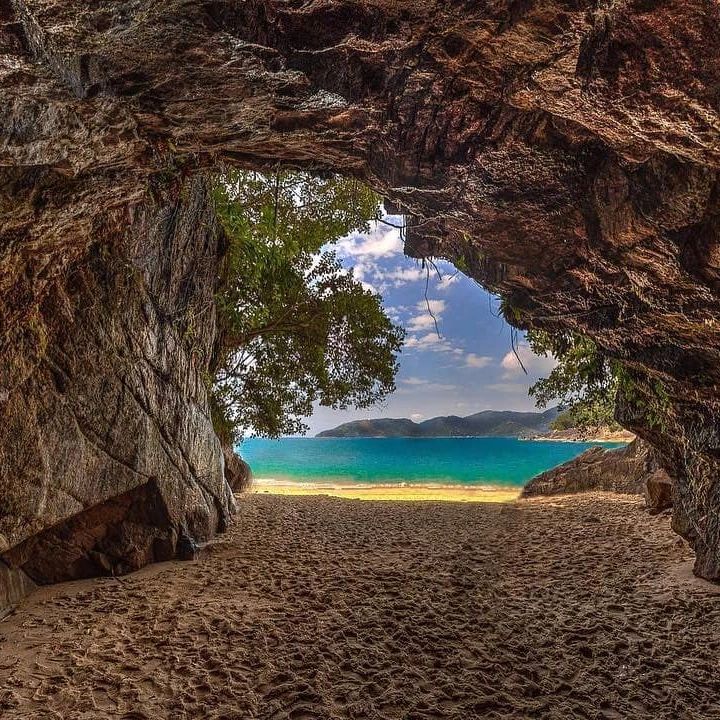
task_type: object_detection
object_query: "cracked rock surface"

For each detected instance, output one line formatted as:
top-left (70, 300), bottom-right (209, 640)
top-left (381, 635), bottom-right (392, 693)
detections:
top-left (2, 1), bottom-right (720, 580)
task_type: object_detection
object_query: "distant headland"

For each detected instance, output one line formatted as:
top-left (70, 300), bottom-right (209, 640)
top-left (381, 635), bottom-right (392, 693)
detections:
top-left (316, 408), bottom-right (559, 438)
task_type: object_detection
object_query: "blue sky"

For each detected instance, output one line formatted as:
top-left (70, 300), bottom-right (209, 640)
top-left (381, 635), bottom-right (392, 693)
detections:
top-left (307, 216), bottom-right (557, 435)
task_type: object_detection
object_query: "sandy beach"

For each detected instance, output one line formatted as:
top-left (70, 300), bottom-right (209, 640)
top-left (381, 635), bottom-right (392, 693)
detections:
top-left (253, 482), bottom-right (521, 503)
top-left (2, 492), bottom-right (720, 719)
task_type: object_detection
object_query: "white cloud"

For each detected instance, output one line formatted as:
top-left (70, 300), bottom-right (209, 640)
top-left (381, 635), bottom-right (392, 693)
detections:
top-left (339, 255), bottom-right (427, 295)
top-left (437, 273), bottom-right (460, 291)
top-left (500, 344), bottom-right (557, 379)
top-left (403, 333), bottom-right (473, 366)
top-left (400, 376), bottom-right (429, 386)
top-left (399, 377), bottom-right (456, 392)
top-left (406, 315), bottom-right (439, 332)
top-left (361, 264), bottom-right (428, 291)
top-left (404, 332), bottom-right (444, 350)
top-left (423, 299), bottom-right (446, 315)
top-left (465, 353), bottom-right (492, 368)
top-left (410, 413), bottom-right (425, 422)
top-left (384, 266), bottom-right (426, 286)
top-left (405, 299), bottom-right (446, 332)
top-left (347, 258), bottom-right (383, 294)
top-left (385, 304), bottom-right (410, 314)
top-left (335, 219), bottom-right (463, 296)
top-left (402, 319), bottom-right (479, 365)
top-left (335, 224), bottom-right (403, 260)
top-left (384, 304), bottom-right (409, 323)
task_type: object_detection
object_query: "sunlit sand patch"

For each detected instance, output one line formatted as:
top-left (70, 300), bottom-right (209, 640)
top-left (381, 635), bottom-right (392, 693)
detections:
top-left (252, 480), bottom-right (521, 503)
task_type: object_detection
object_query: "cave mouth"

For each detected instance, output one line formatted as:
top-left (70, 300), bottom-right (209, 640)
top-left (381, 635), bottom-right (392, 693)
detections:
top-left (210, 167), bottom-right (573, 448)
top-left (3, 0), bottom-right (720, 588)
top-left (212, 170), bottom-right (648, 514)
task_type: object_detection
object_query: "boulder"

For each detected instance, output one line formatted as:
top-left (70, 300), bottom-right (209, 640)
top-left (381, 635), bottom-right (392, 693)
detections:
top-left (645, 470), bottom-right (674, 515)
top-left (223, 446), bottom-right (253, 493)
top-left (3, 479), bottom-right (181, 584)
top-left (522, 440), bottom-right (670, 505)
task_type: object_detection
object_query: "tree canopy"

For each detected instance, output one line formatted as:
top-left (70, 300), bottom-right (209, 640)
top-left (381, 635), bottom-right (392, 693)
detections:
top-left (526, 329), bottom-right (620, 431)
top-left (211, 170), bottom-right (404, 442)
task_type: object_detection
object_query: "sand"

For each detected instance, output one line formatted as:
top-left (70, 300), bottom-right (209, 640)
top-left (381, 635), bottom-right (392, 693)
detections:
top-left (253, 483), bottom-right (520, 503)
top-left (2, 493), bottom-right (720, 719)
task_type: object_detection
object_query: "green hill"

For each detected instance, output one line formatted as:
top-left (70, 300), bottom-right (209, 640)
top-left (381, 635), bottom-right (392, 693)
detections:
top-left (316, 408), bottom-right (559, 438)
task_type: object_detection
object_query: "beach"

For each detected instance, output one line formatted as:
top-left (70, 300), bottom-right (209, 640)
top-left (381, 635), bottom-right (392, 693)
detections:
top-left (253, 482), bottom-right (520, 503)
top-left (2, 492), bottom-right (720, 719)
top-left (527, 429), bottom-right (636, 443)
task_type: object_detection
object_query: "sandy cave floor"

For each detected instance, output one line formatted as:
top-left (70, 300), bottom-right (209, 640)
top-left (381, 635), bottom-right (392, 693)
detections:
top-left (2, 493), bottom-right (720, 719)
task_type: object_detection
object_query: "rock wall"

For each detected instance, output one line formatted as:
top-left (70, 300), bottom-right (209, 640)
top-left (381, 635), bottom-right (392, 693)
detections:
top-left (223, 446), bottom-right (253, 494)
top-left (0, 560), bottom-right (35, 619)
top-left (2, 1), bottom-right (720, 579)
top-left (0, 175), bottom-right (235, 609)
top-left (522, 439), bottom-right (673, 515)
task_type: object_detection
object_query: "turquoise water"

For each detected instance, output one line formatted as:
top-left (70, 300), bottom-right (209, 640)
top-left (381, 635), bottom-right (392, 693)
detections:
top-left (239, 437), bottom-right (624, 488)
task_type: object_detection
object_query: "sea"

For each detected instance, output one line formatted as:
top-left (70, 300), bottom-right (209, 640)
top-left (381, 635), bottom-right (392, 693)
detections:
top-left (239, 436), bottom-right (625, 490)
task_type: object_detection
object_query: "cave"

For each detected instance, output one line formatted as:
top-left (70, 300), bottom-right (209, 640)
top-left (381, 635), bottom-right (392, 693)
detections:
top-left (2, 0), bottom-right (720, 600)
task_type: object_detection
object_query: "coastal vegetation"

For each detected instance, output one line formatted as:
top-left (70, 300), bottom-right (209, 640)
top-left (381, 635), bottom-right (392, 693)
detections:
top-left (210, 171), bottom-right (404, 441)
top-left (527, 330), bottom-right (621, 432)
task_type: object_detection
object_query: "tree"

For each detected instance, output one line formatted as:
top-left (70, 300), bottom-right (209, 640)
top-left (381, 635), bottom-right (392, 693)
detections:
top-left (526, 329), bottom-right (620, 430)
top-left (211, 170), bottom-right (404, 441)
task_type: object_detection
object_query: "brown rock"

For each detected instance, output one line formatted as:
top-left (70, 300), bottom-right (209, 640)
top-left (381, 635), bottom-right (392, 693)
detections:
top-left (0, 559), bottom-right (36, 618)
top-left (223, 446), bottom-right (253, 493)
top-left (3, 479), bottom-right (182, 584)
top-left (645, 470), bottom-right (674, 515)
top-left (522, 439), bottom-right (665, 499)
top-left (2, 1), bottom-right (720, 580)
top-left (0, 178), bottom-right (235, 583)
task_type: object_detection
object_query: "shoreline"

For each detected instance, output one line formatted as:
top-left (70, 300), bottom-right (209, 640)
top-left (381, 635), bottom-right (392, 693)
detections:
top-left (526, 435), bottom-right (634, 444)
top-left (252, 481), bottom-right (520, 503)
top-left (305, 434), bottom-right (631, 442)
top-left (522, 430), bottom-right (636, 444)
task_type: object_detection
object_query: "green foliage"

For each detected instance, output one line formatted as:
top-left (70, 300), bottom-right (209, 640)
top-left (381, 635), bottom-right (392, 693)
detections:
top-left (527, 330), bottom-right (620, 430)
top-left (530, 329), bottom-right (673, 433)
top-left (550, 409), bottom-right (576, 431)
top-left (498, 297), bottom-right (523, 326)
top-left (614, 365), bottom-right (671, 432)
top-left (212, 170), bottom-right (404, 441)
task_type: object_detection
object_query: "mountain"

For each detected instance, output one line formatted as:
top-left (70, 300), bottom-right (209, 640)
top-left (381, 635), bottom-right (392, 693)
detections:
top-left (316, 408), bottom-right (559, 438)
